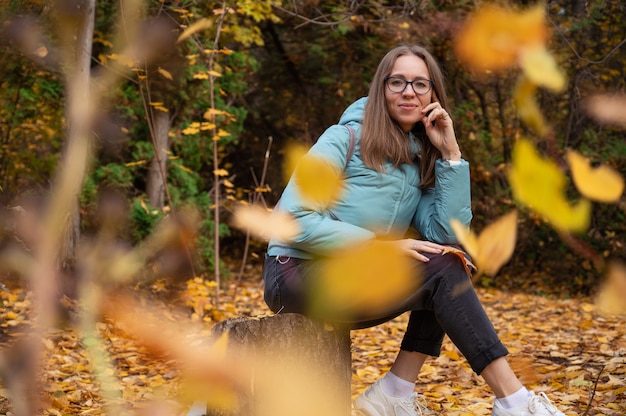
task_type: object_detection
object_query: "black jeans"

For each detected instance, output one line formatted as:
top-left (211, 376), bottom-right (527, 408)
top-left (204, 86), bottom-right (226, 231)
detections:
top-left (262, 252), bottom-right (508, 375)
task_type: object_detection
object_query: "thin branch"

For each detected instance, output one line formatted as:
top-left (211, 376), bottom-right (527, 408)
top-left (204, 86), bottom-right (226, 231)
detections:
top-left (274, 1), bottom-right (420, 29)
top-left (209, 0), bottom-right (231, 310)
top-left (549, 17), bottom-right (626, 65)
top-left (582, 365), bottom-right (605, 416)
top-left (233, 136), bottom-right (273, 298)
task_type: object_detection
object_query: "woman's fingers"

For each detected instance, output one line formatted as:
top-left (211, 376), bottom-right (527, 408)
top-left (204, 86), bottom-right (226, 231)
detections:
top-left (405, 240), bottom-right (443, 262)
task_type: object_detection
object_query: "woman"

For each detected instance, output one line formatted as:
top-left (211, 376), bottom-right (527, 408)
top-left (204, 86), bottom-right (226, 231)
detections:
top-left (262, 45), bottom-right (565, 416)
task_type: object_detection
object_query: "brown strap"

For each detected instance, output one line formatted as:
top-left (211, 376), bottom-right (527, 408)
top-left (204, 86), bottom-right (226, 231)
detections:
top-left (344, 125), bottom-right (356, 170)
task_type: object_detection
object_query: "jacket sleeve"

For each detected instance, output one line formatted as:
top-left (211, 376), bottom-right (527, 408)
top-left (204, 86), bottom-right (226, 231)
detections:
top-left (274, 124), bottom-right (376, 255)
top-left (412, 159), bottom-right (473, 244)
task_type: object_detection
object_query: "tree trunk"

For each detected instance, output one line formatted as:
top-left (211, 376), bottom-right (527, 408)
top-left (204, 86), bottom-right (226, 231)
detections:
top-left (146, 110), bottom-right (171, 209)
top-left (206, 313), bottom-right (352, 416)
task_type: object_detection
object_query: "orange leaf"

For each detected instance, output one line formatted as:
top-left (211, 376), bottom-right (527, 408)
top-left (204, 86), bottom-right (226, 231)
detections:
top-left (441, 246), bottom-right (476, 275)
top-left (454, 4), bottom-right (548, 72)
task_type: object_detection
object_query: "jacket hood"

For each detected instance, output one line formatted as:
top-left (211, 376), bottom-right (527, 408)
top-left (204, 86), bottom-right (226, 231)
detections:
top-left (338, 96), bottom-right (367, 126)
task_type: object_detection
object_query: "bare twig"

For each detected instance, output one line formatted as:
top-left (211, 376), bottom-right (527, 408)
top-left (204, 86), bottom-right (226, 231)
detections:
top-left (233, 136), bottom-right (273, 298)
top-left (582, 365), bottom-right (605, 416)
top-left (209, 0), bottom-right (231, 310)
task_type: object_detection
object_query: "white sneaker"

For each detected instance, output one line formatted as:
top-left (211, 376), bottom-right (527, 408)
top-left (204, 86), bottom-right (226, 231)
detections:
top-left (353, 379), bottom-right (430, 416)
top-left (492, 391), bottom-right (565, 416)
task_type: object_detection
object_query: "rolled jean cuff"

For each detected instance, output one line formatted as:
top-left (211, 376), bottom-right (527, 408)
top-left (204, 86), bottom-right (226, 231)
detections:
top-left (400, 338), bottom-right (443, 357)
top-left (467, 340), bottom-right (509, 375)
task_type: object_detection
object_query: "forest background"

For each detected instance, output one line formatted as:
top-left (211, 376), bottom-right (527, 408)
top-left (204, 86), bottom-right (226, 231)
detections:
top-left (1, 0), bottom-right (625, 292)
top-left (0, 0), bottom-right (625, 415)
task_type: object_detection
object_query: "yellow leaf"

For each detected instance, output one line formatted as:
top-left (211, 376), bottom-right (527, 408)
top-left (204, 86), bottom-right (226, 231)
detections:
top-left (508, 139), bottom-right (591, 232)
top-left (520, 45), bottom-right (566, 92)
top-left (125, 160), bottom-right (147, 167)
top-left (231, 204), bottom-right (300, 243)
top-left (157, 67), bottom-right (173, 80)
top-left (293, 153), bottom-right (343, 206)
top-left (213, 169), bottom-right (228, 177)
top-left (513, 76), bottom-right (549, 136)
top-left (566, 150), bottom-right (624, 202)
top-left (450, 210), bottom-right (518, 276)
top-left (182, 126), bottom-right (200, 135)
top-left (454, 3), bottom-right (547, 71)
top-left (177, 18), bottom-right (213, 43)
top-left (313, 240), bottom-right (417, 321)
top-left (203, 108), bottom-right (230, 118)
top-left (283, 143), bottom-right (308, 183)
top-left (211, 331), bottom-right (229, 359)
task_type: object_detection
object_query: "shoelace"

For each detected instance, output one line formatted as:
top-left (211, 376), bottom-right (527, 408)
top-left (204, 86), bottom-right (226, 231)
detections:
top-left (395, 393), bottom-right (429, 415)
top-left (528, 392), bottom-right (558, 414)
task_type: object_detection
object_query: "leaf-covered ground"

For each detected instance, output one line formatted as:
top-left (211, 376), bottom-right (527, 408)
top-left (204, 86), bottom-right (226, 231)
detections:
top-left (0, 269), bottom-right (624, 416)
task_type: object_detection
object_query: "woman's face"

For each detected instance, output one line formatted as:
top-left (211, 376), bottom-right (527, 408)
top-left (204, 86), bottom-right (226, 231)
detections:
top-left (384, 55), bottom-right (433, 133)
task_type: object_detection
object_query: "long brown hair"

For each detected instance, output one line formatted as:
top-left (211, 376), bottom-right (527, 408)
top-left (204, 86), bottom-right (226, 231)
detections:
top-left (361, 45), bottom-right (449, 189)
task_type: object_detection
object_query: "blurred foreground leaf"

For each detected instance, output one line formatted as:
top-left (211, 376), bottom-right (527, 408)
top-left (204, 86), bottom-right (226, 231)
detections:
top-left (313, 240), bottom-right (417, 321)
top-left (293, 153), bottom-right (344, 207)
top-left (232, 204), bottom-right (299, 243)
top-left (566, 150), bottom-right (624, 203)
top-left (450, 210), bottom-right (518, 277)
top-left (595, 261), bottom-right (626, 316)
top-left (509, 139), bottom-right (590, 232)
top-left (454, 3), bottom-right (547, 72)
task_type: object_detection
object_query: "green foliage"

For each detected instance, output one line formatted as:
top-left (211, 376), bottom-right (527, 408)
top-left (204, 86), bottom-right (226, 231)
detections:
top-left (129, 198), bottom-right (164, 243)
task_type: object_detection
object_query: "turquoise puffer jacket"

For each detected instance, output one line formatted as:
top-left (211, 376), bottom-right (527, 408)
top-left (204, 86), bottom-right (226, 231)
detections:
top-left (267, 97), bottom-right (472, 259)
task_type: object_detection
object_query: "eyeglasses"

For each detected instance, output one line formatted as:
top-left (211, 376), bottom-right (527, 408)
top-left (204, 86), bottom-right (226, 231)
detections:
top-left (384, 76), bottom-right (434, 95)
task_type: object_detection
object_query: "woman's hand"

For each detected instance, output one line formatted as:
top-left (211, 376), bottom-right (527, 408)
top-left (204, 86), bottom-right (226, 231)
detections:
top-left (421, 100), bottom-right (461, 161)
top-left (398, 238), bottom-right (444, 262)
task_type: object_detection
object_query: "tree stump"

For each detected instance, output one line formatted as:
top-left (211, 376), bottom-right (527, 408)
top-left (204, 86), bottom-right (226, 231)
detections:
top-left (205, 313), bottom-right (352, 416)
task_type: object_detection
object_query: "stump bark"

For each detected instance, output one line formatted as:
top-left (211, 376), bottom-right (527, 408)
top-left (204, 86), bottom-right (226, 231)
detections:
top-left (205, 313), bottom-right (352, 416)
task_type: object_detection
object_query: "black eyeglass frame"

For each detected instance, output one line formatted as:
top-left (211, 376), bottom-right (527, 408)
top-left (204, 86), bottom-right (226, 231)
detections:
top-left (384, 76), bottom-right (434, 95)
